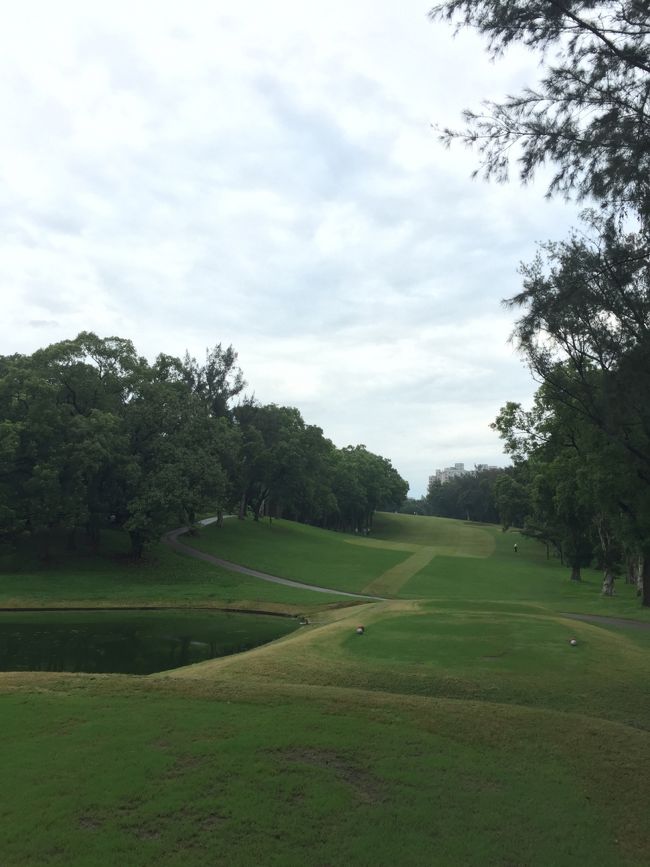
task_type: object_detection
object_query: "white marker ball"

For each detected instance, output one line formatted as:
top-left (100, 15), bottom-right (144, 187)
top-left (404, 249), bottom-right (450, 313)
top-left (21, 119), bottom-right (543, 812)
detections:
top-left (356, 626), bottom-right (365, 635)
top-left (570, 638), bottom-right (577, 646)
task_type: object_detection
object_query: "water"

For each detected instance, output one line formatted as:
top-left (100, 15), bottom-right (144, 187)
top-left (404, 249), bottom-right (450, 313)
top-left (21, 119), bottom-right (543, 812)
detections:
top-left (0, 610), bottom-right (299, 674)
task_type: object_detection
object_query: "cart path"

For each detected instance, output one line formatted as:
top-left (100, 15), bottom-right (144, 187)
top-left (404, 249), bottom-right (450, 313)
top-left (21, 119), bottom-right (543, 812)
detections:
top-left (561, 612), bottom-right (650, 631)
top-left (163, 518), bottom-right (387, 602)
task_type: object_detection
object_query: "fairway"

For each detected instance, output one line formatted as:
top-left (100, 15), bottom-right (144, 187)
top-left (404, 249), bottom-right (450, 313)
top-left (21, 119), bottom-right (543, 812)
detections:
top-left (2, 513), bottom-right (650, 866)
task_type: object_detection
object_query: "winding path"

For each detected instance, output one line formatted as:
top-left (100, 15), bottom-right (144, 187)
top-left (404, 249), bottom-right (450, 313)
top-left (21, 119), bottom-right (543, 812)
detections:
top-left (163, 518), bottom-right (387, 602)
top-left (164, 522), bottom-right (650, 624)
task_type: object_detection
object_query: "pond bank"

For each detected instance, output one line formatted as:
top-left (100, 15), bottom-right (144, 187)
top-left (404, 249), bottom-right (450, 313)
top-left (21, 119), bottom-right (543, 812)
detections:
top-left (0, 605), bottom-right (298, 618)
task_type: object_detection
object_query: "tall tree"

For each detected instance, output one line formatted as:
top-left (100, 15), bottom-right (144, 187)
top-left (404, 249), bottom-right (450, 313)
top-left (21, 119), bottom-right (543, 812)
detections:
top-left (181, 344), bottom-right (246, 418)
top-left (430, 0), bottom-right (650, 215)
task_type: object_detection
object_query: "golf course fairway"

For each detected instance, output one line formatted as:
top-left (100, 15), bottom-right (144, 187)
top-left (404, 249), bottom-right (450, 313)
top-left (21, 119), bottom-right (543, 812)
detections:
top-left (1, 513), bottom-right (649, 866)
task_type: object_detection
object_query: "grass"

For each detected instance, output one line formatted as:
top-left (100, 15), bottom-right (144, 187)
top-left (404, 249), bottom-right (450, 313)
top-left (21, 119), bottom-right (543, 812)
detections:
top-left (1, 512), bottom-right (650, 865)
top-left (373, 514), bottom-right (650, 619)
top-left (0, 528), bottom-right (352, 612)
top-left (2, 680), bottom-right (646, 867)
top-left (187, 518), bottom-right (408, 593)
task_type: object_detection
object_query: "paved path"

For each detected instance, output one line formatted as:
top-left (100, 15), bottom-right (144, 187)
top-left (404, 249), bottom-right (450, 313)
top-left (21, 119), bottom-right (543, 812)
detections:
top-left (163, 518), bottom-right (387, 601)
top-left (561, 612), bottom-right (650, 631)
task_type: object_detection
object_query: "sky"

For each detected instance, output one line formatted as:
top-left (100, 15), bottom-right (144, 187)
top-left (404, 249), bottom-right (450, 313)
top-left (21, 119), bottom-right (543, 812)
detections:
top-left (0, 0), bottom-right (582, 497)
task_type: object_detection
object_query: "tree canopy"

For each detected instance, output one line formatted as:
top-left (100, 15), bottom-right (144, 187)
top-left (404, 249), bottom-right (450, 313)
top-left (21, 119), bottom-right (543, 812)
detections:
top-left (432, 0), bottom-right (650, 603)
top-left (430, 0), bottom-right (650, 214)
top-left (0, 334), bottom-right (409, 559)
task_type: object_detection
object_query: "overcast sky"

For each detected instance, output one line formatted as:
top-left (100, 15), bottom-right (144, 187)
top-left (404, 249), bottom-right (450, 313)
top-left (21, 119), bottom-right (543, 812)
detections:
top-left (1, 1), bottom-right (581, 496)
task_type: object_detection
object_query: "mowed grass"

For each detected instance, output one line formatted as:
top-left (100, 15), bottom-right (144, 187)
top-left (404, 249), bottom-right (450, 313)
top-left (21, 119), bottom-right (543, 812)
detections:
top-left (0, 529), bottom-right (351, 612)
top-left (373, 513), bottom-right (650, 619)
top-left (187, 518), bottom-right (407, 593)
top-left (1, 679), bottom-right (647, 867)
top-left (2, 512), bottom-right (650, 865)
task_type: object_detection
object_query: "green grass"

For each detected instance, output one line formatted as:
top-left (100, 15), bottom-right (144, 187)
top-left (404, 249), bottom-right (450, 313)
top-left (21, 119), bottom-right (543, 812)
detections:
top-left (0, 529), bottom-right (351, 612)
top-left (188, 518), bottom-right (407, 593)
top-left (2, 512), bottom-right (650, 865)
top-left (375, 514), bottom-right (650, 619)
top-left (2, 679), bottom-right (648, 867)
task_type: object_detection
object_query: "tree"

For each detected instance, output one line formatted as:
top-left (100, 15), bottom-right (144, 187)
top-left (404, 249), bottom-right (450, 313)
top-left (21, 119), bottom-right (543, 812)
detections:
top-left (398, 496), bottom-right (429, 515)
top-left (494, 389), bottom-right (597, 579)
top-left (430, 0), bottom-right (650, 215)
top-left (0, 334), bottom-right (139, 555)
top-left (425, 467), bottom-right (501, 523)
top-left (432, 0), bottom-right (650, 602)
top-left (0, 333), bottom-right (408, 560)
top-left (506, 217), bottom-right (650, 602)
top-left (181, 344), bottom-right (245, 419)
top-left (123, 353), bottom-right (233, 555)
top-left (492, 372), bottom-right (650, 589)
top-left (494, 470), bottom-right (530, 530)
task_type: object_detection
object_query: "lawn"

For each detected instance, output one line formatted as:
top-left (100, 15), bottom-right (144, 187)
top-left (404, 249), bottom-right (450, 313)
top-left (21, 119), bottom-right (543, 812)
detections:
top-left (0, 528), bottom-right (352, 612)
top-left (2, 679), bottom-right (646, 867)
top-left (186, 517), bottom-right (408, 593)
top-left (2, 512), bottom-right (650, 865)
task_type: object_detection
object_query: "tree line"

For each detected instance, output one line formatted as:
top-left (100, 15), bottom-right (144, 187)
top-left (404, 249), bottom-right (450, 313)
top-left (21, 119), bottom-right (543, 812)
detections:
top-left (431, 0), bottom-right (650, 604)
top-left (401, 467), bottom-right (506, 525)
top-left (0, 333), bottom-right (408, 558)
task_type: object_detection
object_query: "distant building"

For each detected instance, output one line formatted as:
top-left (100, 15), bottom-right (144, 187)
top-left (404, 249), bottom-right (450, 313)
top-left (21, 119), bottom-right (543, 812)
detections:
top-left (430, 462), bottom-right (467, 486)
top-left (430, 462), bottom-right (499, 485)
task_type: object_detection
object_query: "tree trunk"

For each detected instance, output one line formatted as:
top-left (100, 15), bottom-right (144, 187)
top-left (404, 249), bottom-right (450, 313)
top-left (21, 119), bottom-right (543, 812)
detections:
top-left (569, 564), bottom-right (581, 582)
top-left (238, 493), bottom-right (247, 520)
top-left (625, 553), bottom-right (637, 584)
top-left (86, 520), bottom-right (100, 554)
top-left (129, 530), bottom-right (145, 559)
top-left (216, 509), bottom-right (224, 528)
top-left (601, 569), bottom-right (615, 596)
top-left (66, 528), bottom-right (77, 552)
top-left (642, 556), bottom-right (650, 607)
top-left (37, 533), bottom-right (51, 565)
top-left (253, 497), bottom-right (265, 522)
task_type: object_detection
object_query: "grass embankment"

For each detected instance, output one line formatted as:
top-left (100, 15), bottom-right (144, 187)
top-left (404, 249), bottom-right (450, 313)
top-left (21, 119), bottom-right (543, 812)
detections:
top-left (0, 609), bottom-right (299, 675)
top-left (186, 517), bottom-right (407, 593)
top-left (2, 513), bottom-right (650, 865)
top-left (0, 528), bottom-right (351, 613)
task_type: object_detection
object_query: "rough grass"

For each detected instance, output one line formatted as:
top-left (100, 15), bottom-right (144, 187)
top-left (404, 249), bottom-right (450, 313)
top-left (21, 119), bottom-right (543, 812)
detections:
top-left (2, 512), bottom-right (650, 865)
top-left (1, 676), bottom-right (648, 867)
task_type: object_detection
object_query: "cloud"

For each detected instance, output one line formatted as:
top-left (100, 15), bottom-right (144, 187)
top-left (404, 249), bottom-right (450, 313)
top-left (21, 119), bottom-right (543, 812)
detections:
top-left (28, 319), bottom-right (59, 328)
top-left (0, 0), bottom-right (581, 496)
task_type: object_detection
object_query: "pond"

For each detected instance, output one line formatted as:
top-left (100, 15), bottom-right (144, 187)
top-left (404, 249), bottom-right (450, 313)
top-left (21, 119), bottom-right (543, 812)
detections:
top-left (0, 610), bottom-right (299, 675)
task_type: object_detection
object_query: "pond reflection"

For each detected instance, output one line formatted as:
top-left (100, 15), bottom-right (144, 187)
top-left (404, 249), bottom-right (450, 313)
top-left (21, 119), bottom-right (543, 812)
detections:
top-left (0, 610), bottom-right (298, 674)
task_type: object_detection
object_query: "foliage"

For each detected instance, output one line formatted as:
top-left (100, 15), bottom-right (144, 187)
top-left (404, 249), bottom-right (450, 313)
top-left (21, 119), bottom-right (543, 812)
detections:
top-left (432, 0), bottom-right (650, 603)
top-left (430, 0), bottom-right (650, 215)
top-left (500, 213), bottom-right (650, 598)
top-left (427, 467), bottom-right (502, 523)
top-left (0, 333), bottom-right (409, 558)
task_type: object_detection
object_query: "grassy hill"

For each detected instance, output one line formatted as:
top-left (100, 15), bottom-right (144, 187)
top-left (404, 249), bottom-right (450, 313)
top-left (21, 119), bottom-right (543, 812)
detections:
top-left (1, 513), bottom-right (649, 866)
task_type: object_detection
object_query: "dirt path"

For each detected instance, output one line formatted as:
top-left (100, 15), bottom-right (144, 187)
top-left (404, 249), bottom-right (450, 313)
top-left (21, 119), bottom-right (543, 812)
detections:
top-left (561, 612), bottom-right (650, 631)
top-left (163, 520), bottom-right (387, 602)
